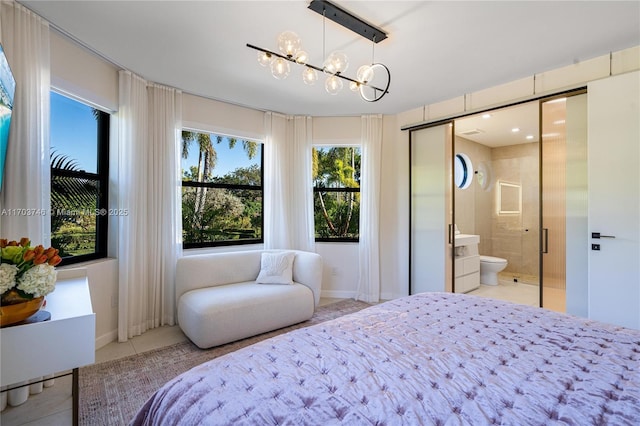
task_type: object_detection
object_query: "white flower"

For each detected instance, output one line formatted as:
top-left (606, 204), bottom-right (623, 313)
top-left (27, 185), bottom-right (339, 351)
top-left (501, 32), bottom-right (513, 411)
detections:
top-left (0, 263), bottom-right (19, 294)
top-left (17, 264), bottom-right (57, 297)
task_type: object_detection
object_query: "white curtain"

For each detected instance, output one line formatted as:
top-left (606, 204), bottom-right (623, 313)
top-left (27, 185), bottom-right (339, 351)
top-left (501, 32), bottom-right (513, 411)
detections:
top-left (118, 71), bottom-right (182, 342)
top-left (0, 1), bottom-right (50, 246)
top-left (356, 114), bottom-right (383, 302)
top-left (263, 112), bottom-right (314, 251)
top-left (290, 116), bottom-right (315, 252)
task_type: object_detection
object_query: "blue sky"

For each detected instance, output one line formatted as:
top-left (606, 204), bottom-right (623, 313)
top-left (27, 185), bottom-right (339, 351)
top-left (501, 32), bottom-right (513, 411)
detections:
top-left (51, 91), bottom-right (260, 177)
top-left (50, 91), bottom-right (97, 173)
top-left (181, 134), bottom-right (261, 178)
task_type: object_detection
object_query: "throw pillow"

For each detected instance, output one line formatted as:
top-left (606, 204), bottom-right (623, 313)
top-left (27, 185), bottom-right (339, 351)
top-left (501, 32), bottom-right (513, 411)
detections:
top-left (256, 251), bottom-right (296, 285)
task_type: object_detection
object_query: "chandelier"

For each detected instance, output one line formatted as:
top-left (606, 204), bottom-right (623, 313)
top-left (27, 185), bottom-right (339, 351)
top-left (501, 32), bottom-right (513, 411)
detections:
top-left (246, 0), bottom-right (391, 102)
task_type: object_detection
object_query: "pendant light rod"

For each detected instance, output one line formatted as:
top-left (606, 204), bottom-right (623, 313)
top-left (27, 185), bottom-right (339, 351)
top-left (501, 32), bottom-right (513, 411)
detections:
top-left (246, 43), bottom-right (390, 96)
top-left (308, 0), bottom-right (387, 43)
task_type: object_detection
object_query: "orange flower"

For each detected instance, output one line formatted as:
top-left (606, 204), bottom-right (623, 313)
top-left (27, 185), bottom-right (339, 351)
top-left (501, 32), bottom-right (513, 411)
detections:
top-left (48, 255), bottom-right (62, 266)
top-left (33, 254), bottom-right (48, 265)
top-left (7, 240), bottom-right (18, 246)
top-left (33, 245), bottom-right (45, 256)
top-left (23, 249), bottom-right (36, 262)
top-left (44, 247), bottom-right (58, 259)
top-left (19, 237), bottom-right (30, 247)
top-left (0, 239), bottom-right (7, 248)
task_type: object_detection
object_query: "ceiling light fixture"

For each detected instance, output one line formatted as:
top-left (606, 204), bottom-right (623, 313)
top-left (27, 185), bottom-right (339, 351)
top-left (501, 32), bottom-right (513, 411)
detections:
top-left (246, 0), bottom-right (391, 102)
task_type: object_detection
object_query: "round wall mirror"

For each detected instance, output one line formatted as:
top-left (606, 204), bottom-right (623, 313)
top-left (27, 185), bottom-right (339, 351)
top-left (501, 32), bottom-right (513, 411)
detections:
top-left (454, 153), bottom-right (473, 189)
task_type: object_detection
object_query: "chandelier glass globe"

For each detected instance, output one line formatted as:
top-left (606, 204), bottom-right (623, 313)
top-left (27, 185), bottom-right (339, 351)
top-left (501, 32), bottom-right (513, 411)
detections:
top-left (277, 31), bottom-right (302, 58)
top-left (323, 51), bottom-right (349, 74)
top-left (356, 65), bottom-right (374, 84)
top-left (302, 67), bottom-right (318, 85)
top-left (271, 58), bottom-right (290, 80)
top-left (295, 50), bottom-right (309, 65)
top-left (325, 75), bottom-right (343, 95)
top-left (257, 51), bottom-right (273, 67)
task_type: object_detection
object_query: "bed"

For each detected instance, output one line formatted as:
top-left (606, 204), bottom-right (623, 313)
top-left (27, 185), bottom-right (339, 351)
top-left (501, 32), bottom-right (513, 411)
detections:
top-left (131, 292), bottom-right (640, 425)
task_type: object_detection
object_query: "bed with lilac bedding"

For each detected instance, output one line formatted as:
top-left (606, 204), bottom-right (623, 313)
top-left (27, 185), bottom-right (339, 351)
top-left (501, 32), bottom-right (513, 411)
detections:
top-left (131, 292), bottom-right (640, 425)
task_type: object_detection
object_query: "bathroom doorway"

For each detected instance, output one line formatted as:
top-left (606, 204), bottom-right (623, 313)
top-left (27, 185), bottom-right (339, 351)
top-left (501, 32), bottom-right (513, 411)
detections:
top-left (453, 102), bottom-right (541, 307)
top-left (450, 91), bottom-right (587, 311)
top-left (408, 91), bottom-right (587, 311)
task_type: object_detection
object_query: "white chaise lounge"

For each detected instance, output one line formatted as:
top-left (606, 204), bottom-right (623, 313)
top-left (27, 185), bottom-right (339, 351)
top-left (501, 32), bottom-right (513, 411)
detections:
top-left (176, 250), bottom-right (322, 349)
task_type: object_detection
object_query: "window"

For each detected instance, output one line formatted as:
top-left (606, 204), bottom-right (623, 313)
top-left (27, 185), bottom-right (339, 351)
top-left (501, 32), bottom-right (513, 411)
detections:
top-left (454, 153), bottom-right (473, 189)
top-left (50, 91), bottom-right (110, 265)
top-left (313, 146), bottom-right (360, 241)
top-left (181, 130), bottom-right (263, 248)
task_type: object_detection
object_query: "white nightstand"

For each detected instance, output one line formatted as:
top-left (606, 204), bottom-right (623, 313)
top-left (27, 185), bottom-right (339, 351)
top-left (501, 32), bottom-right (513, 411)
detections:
top-left (1, 269), bottom-right (95, 425)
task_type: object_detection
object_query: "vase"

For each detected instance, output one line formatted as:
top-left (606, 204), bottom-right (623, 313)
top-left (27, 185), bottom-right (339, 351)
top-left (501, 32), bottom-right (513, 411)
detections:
top-left (0, 296), bottom-right (45, 327)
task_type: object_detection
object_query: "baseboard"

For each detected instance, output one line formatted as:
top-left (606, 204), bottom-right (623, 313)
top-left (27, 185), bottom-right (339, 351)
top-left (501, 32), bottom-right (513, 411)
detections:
top-left (95, 330), bottom-right (117, 350)
top-left (321, 290), bottom-right (405, 301)
top-left (320, 290), bottom-right (357, 299)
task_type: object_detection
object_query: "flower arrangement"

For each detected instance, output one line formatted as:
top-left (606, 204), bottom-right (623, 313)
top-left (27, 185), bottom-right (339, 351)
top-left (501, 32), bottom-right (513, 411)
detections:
top-left (0, 238), bottom-right (62, 305)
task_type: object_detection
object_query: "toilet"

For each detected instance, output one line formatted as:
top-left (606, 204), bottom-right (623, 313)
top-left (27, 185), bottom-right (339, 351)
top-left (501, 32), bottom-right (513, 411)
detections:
top-left (479, 255), bottom-right (508, 285)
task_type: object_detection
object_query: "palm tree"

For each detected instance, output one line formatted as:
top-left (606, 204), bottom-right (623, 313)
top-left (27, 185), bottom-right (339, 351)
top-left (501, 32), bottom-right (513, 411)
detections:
top-left (181, 131), bottom-right (215, 218)
top-left (312, 147), bottom-right (360, 237)
top-left (181, 131), bottom-right (260, 242)
top-left (50, 152), bottom-right (99, 255)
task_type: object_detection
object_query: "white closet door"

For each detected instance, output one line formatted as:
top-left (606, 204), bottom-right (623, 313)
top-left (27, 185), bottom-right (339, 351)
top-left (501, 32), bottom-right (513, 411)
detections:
top-left (587, 71), bottom-right (640, 329)
top-left (410, 124), bottom-right (453, 294)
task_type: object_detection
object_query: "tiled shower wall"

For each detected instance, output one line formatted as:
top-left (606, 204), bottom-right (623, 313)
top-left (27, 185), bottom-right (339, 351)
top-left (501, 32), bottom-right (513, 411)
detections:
top-left (455, 138), bottom-right (539, 280)
top-left (491, 143), bottom-right (539, 278)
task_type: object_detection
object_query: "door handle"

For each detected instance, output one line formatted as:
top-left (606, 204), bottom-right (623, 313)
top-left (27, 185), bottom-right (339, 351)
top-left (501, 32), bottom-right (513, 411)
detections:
top-left (592, 232), bottom-right (615, 239)
top-left (542, 228), bottom-right (549, 254)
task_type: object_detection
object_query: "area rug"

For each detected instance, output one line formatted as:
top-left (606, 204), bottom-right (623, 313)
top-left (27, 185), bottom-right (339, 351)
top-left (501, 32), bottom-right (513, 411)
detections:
top-left (79, 298), bottom-right (370, 425)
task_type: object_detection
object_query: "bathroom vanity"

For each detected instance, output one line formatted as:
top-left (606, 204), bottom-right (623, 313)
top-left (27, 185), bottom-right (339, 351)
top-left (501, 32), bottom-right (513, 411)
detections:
top-left (454, 234), bottom-right (480, 293)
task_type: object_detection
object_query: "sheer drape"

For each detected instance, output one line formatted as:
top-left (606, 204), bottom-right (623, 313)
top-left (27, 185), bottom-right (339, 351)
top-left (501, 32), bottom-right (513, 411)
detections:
top-left (356, 114), bottom-right (383, 302)
top-left (263, 112), bottom-right (314, 251)
top-left (117, 71), bottom-right (182, 341)
top-left (0, 1), bottom-right (50, 245)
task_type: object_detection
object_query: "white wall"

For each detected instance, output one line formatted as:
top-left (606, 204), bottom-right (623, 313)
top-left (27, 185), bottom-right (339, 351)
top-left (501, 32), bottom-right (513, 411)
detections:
top-left (50, 30), bottom-right (118, 112)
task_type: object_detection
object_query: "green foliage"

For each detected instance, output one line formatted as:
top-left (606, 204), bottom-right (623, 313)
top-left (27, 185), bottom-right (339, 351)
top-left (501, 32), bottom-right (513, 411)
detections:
top-left (312, 147), bottom-right (361, 239)
top-left (50, 152), bottom-right (99, 257)
top-left (181, 131), bottom-right (262, 245)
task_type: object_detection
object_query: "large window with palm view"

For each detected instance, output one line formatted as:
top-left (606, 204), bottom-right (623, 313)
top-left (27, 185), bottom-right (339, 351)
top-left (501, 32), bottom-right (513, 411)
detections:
top-left (50, 91), bottom-right (109, 265)
top-left (313, 146), bottom-right (360, 241)
top-left (181, 130), bottom-right (262, 248)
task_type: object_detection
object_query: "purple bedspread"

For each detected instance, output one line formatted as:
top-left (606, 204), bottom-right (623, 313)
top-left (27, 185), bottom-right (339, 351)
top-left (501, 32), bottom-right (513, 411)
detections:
top-left (131, 293), bottom-right (640, 425)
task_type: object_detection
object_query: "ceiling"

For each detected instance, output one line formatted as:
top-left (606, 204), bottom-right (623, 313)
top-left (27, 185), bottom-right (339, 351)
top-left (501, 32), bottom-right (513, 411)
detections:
top-left (456, 101), bottom-right (540, 148)
top-left (19, 0), bottom-right (640, 121)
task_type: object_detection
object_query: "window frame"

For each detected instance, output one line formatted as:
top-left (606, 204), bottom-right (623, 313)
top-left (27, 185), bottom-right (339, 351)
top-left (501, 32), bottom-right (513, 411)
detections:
top-left (180, 130), bottom-right (264, 249)
top-left (50, 91), bottom-right (110, 266)
top-left (313, 145), bottom-right (361, 243)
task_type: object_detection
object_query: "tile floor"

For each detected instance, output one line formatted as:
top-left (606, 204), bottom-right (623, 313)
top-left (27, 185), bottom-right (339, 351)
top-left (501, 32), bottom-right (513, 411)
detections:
top-left (467, 272), bottom-right (567, 313)
top-left (0, 297), bottom-right (344, 426)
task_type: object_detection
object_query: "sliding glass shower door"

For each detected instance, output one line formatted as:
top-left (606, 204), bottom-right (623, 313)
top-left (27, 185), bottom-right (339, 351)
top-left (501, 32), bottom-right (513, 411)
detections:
top-left (540, 92), bottom-right (587, 312)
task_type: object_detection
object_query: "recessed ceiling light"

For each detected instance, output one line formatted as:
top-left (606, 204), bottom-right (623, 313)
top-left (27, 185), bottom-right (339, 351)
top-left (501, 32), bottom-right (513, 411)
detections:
top-left (511, 127), bottom-right (520, 133)
top-left (526, 135), bottom-right (534, 140)
top-left (482, 113), bottom-right (492, 119)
